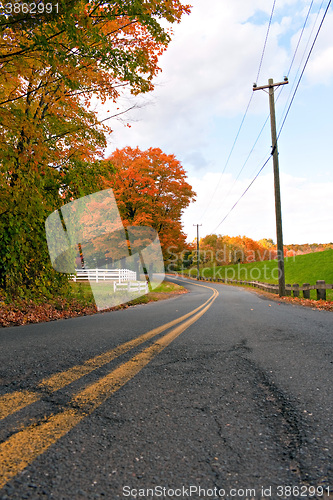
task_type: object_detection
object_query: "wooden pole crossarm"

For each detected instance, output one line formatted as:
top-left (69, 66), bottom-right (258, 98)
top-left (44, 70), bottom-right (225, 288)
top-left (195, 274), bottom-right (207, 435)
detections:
top-left (253, 79), bottom-right (289, 91)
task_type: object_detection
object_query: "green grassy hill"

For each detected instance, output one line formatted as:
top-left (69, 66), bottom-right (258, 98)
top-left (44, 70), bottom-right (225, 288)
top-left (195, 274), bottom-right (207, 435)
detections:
top-left (190, 249), bottom-right (333, 301)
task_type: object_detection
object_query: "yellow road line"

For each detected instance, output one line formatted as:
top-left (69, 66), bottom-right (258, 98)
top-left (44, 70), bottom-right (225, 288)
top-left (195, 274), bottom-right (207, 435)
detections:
top-left (73, 288), bottom-right (218, 411)
top-left (0, 391), bottom-right (41, 421)
top-left (0, 286), bottom-right (218, 489)
top-left (0, 282), bottom-right (216, 420)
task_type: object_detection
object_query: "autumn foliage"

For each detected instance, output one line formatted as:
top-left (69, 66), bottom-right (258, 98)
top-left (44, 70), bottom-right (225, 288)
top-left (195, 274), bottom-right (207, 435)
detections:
top-left (181, 235), bottom-right (333, 269)
top-left (0, 0), bottom-right (191, 180)
top-left (0, 1), bottom-right (191, 297)
top-left (183, 234), bottom-right (293, 268)
top-left (102, 147), bottom-right (196, 261)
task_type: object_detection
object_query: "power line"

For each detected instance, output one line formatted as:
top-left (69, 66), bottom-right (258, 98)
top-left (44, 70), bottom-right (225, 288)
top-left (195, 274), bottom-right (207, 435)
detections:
top-left (276, 0), bottom-right (323, 128)
top-left (217, 115), bottom-right (270, 212)
top-left (287, 0), bottom-right (315, 77)
top-left (198, 93), bottom-right (254, 224)
top-left (230, 0), bottom-right (316, 183)
top-left (223, 0), bottom-right (315, 195)
top-left (277, 0), bottom-right (330, 139)
top-left (209, 0), bottom-right (331, 234)
top-left (238, 0), bottom-right (317, 179)
top-left (255, 0), bottom-right (276, 83)
top-left (211, 156), bottom-right (271, 233)
top-left (198, 0), bottom-right (277, 225)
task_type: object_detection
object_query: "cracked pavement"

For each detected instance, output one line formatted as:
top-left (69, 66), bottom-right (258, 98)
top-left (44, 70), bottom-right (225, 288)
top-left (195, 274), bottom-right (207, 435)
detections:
top-left (0, 278), bottom-right (332, 499)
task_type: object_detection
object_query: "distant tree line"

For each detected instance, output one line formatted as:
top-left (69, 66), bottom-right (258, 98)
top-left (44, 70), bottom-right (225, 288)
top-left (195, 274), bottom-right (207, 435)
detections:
top-left (171, 235), bottom-right (333, 271)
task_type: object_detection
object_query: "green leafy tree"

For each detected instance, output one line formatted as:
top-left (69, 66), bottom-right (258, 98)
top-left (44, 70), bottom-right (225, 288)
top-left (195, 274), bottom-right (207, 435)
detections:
top-left (0, 1), bottom-right (191, 297)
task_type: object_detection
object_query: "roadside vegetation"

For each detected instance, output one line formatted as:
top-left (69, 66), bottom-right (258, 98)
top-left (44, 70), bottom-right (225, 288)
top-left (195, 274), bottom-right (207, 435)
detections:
top-left (0, 3), bottom-right (194, 324)
top-left (0, 1), bottom-right (192, 302)
top-left (0, 281), bottom-right (186, 328)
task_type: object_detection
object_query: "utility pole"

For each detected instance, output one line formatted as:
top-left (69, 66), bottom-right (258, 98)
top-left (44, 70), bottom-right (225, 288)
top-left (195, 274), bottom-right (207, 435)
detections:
top-left (253, 77), bottom-right (288, 296)
top-left (193, 224), bottom-right (202, 279)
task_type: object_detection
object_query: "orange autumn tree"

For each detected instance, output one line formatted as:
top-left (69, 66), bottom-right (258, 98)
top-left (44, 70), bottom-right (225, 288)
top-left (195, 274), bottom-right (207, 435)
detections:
top-left (192, 234), bottom-right (277, 267)
top-left (1, 2), bottom-right (191, 186)
top-left (102, 147), bottom-right (196, 263)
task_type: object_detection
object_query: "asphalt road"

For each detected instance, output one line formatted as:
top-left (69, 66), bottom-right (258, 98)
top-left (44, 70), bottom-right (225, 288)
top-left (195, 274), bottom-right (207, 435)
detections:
top-left (0, 278), bottom-right (332, 500)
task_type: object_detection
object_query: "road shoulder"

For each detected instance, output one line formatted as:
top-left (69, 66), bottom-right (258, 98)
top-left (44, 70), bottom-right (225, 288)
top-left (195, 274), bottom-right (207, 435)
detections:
top-left (243, 285), bottom-right (333, 311)
top-left (0, 282), bottom-right (188, 328)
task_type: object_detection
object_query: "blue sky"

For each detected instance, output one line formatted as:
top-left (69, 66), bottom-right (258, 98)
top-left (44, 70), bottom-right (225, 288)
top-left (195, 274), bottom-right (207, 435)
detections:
top-left (103, 0), bottom-right (333, 245)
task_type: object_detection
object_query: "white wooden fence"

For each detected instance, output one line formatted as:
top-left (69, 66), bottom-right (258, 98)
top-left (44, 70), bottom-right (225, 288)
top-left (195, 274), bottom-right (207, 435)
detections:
top-left (112, 281), bottom-right (148, 294)
top-left (72, 268), bottom-right (136, 283)
top-left (72, 268), bottom-right (148, 294)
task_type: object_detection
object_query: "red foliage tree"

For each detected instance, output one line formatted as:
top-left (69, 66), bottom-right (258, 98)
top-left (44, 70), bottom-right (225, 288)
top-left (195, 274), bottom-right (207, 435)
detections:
top-left (102, 147), bottom-right (196, 261)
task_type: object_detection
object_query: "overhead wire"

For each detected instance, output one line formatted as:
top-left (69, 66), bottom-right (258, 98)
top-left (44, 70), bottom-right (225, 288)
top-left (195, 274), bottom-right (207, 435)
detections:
top-left (197, 0), bottom-right (277, 224)
top-left (286, 0), bottom-right (315, 78)
top-left (228, 0), bottom-right (316, 185)
top-left (197, 87), bottom-right (254, 224)
top-left (210, 0), bottom-right (331, 234)
top-left (211, 156), bottom-right (271, 233)
top-left (255, 0), bottom-right (276, 83)
top-left (275, 0), bottom-right (322, 133)
top-left (273, 0), bottom-right (316, 110)
top-left (277, 0), bottom-right (329, 139)
top-left (236, 0), bottom-right (316, 182)
top-left (218, 115), bottom-right (270, 209)
top-left (242, 0), bottom-right (316, 179)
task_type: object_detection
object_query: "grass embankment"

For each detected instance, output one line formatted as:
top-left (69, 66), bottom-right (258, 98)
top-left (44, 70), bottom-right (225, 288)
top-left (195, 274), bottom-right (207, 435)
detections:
top-left (185, 249), bottom-right (333, 302)
top-left (0, 281), bottom-right (186, 328)
top-left (72, 280), bottom-right (186, 305)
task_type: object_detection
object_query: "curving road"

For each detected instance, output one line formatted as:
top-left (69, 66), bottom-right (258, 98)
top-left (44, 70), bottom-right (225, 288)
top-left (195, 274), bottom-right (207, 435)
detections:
top-left (0, 278), bottom-right (332, 499)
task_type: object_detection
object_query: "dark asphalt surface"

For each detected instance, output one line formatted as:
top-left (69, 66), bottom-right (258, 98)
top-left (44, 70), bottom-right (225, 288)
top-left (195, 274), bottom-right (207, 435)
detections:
top-left (0, 277), bottom-right (333, 500)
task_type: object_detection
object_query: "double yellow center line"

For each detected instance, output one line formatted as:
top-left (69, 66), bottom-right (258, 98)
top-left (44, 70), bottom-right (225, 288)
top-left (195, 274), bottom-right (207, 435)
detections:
top-left (0, 282), bottom-right (218, 489)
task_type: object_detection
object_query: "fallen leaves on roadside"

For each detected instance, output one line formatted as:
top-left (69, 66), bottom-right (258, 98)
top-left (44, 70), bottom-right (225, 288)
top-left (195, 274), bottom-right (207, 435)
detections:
top-left (277, 296), bottom-right (333, 311)
top-left (254, 292), bottom-right (332, 311)
top-left (245, 287), bottom-right (333, 311)
top-left (0, 287), bottom-right (188, 328)
top-left (147, 289), bottom-right (188, 301)
top-left (0, 298), bottom-right (98, 327)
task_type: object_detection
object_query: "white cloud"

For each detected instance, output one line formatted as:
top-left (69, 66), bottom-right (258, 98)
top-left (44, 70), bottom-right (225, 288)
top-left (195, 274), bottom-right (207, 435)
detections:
top-left (307, 44), bottom-right (333, 85)
top-left (101, 1), bottom-right (333, 244)
top-left (106, 0), bottom-right (290, 153)
top-left (287, 9), bottom-right (333, 86)
top-left (182, 172), bottom-right (333, 244)
top-left (106, 1), bottom-right (333, 155)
